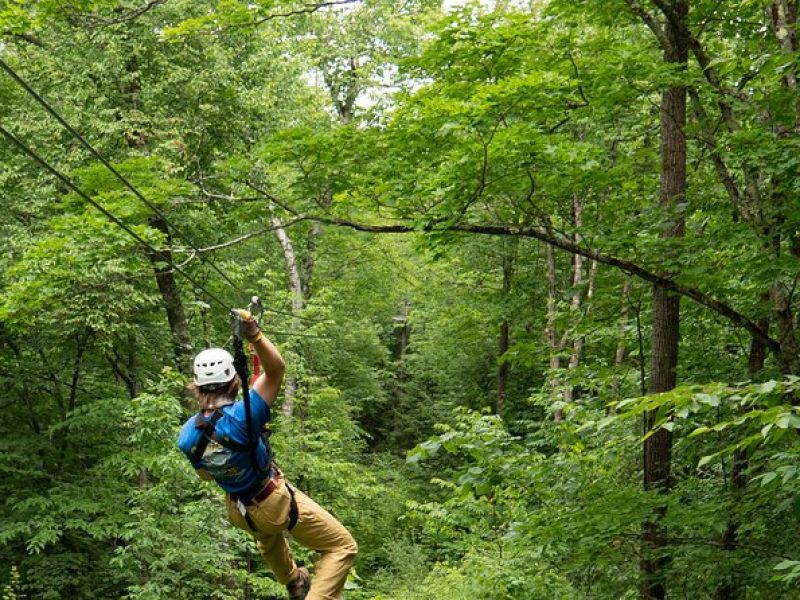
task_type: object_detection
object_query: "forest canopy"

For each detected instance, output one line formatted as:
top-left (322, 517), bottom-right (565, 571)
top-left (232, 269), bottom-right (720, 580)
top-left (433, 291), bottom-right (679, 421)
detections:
top-left (1, 0), bottom-right (799, 598)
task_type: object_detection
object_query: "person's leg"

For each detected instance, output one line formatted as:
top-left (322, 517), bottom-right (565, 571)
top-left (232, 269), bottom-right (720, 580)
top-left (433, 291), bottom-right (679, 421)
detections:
top-left (225, 493), bottom-right (300, 585)
top-left (255, 531), bottom-right (298, 585)
top-left (288, 487), bottom-right (358, 600)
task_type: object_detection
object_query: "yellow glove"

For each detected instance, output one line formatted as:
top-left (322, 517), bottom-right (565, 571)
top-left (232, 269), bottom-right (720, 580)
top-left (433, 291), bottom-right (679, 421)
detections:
top-left (231, 308), bottom-right (262, 342)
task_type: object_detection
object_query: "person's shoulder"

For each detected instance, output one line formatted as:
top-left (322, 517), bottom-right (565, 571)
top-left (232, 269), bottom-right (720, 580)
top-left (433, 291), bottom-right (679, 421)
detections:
top-left (177, 413), bottom-right (200, 452)
top-left (249, 387), bottom-right (266, 406)
top-left (179, 412), bottom-right (199, 431)
top-left (226, 390), bottom-right (269, 421)
top-left (225, 399), bottom-right (245, 421)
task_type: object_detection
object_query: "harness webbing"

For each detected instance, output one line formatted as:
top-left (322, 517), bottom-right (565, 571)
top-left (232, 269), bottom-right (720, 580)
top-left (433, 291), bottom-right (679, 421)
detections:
top-left (191, 409), bottom-right (257, 462)
top-left (232, 337), bottom-right (260, 476)
top-left (286, 482), bottom-right (300, 531)
top-left (191, 410), bottom-right (222, 461)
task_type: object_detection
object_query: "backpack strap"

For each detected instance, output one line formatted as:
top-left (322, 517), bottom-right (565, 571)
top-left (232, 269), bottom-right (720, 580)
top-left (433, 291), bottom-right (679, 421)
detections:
top-left (232, 337), bottom-right (261, 477)
top-left (191, 409), bottom-right (257, 461)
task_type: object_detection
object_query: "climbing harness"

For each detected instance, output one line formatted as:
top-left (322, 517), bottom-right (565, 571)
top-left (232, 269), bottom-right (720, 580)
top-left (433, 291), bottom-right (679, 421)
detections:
top-left (190, 409), bottom-right (259, 460)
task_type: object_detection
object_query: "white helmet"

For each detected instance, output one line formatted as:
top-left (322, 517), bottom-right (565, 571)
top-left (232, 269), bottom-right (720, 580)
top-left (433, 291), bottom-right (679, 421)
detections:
top-left (193, 348), bottom-right (235, 388)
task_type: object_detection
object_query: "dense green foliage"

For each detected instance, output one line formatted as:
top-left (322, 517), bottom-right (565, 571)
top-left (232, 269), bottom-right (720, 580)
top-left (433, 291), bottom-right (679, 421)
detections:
top-left (1, 0), bottom-right (799, 598)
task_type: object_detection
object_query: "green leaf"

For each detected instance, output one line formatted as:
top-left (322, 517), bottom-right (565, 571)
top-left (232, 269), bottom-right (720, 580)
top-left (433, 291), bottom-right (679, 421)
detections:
top-left (698, 455), bottom-right (715, 468)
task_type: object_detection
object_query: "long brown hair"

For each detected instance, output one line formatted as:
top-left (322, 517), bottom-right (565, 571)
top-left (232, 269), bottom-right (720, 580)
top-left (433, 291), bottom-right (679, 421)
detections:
top-left (187, 375), bottom-right (241, 411)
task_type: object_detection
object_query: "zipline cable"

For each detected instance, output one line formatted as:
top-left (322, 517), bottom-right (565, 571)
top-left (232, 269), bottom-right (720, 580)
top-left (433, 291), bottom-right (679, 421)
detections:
top-left (0, 57), bottom-right (321, 325)
top-left (0, 124), bottom-right (235, 313)
top-left (0, 125), bottom-right (329, 340)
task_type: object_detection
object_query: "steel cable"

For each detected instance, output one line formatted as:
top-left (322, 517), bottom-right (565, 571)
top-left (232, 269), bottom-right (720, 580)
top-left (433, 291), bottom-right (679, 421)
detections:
top-left (0, 57), bottom-right (322, 325)
top-left (0, 125), bottom-right (328, 340)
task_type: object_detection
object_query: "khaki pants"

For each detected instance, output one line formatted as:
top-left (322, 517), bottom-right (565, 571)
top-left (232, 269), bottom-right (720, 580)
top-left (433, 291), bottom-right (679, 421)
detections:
top-left (225, 475), bottom-right (358, 600)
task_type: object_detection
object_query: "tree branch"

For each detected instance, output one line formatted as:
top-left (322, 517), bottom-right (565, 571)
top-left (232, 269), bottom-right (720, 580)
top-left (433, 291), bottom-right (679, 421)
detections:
top-left (78, 0), bottom-right (168, 26)
top-left (295, 214), bottom-right (780, 354)
top-left (2, 31), bottom-right (44, 47)
top-left (242, 180), bottom-right (302, 215)
top-left (223, 0), bottom-right (361, 30)
top-left (625, 0), bottom-right (671, 51)
top-left (687, 89), bottom-right (746, 216)
top-left (171, 217), bottom-right (310, 254)
top-left (223, 180), bottom-right (778, 353)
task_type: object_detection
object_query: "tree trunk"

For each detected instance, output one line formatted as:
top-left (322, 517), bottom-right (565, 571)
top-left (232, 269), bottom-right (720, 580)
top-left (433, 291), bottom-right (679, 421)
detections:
top-left (108, 331), bottom-right (141, 400)
top-left (612, 279), bottom-right (634, 398)
top-left (546, 243), bottom-right (564, 421)
top-left (497, 244), bottom-right (515, 417)
top-left (120, 49), bottom-right (192, 375)
top-left (270, 214), bottom-right (305, 418)
top-left (715, 315), bottom-right (769, 600)
top-left (564, 197), bottom-right (598, 404)
top-left (393, 300), bottom-right (411, 360)
top-left (767, 2), bottom-right (800, 375)
top-left (770, 273), bottom-right (799, 376)
top-left (641, 3), bottom-right (688, 598)
top-left (563, 197), bottom-right (584, 405)
top-left (147, 216), bottom-right (193, 374)
top-left (271, 215), bottom-right (305, 315)
top-left (301, 220), bottom-right (323, 300)
top-left (769, 0), bottom-right (800, 125)
top-left (127, 330), bottom-right (141, 398)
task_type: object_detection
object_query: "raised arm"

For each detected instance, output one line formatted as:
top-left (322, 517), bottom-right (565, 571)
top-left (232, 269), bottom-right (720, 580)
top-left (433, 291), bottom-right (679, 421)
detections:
top-left (248, 332), bottom-right (285, 407)
top-left (233, 309), bottom-right (286, 407)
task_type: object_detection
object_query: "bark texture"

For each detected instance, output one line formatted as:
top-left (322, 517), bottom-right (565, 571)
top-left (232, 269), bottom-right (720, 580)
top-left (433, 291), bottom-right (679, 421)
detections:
top-left (641, 2), bottom-right (688, 598)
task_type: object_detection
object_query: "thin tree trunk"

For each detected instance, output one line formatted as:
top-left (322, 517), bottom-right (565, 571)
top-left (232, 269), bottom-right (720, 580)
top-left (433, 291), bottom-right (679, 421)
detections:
top-left (497, 318), bottom-right (509, 416)
top-left (564, 198), bottom-right (599, 404)
top-left (301, 220), bottom-right (323, 300)
top-left (270, 214), bottom-right (305, 418)
top-left (770, 282), bottom-right (799, 375)
top-left (546, 243), bottom-right (564, 421)
top-left (108, 331), bottom-right (141, 400)
top-left (271, 216), bottom-right (305, 315)
top-left (55, 332), bottom-right (89, 469)
top-left (641, 3), bottom-right (688, 598)
top-left (770, 0), bottom-right (800, 125)
top-left (568, 257), bottom-right (598, 397)
top-left (393, 300), bottom-right (411, 360)
top-left (5, 337), bottom-right (41, 436)
top-left (148, 216), bottom-right (192, 374)
top-left (613, 279), bottom-right (634, 398)
top-left (127, 330), bottom-right (140, 398)
top-left (563, 198), bottom-right (584, 405)
top-left (497, 244), bottom-right (515, 416)
top-left (715, 314), bottom-right (769, 600)
top-left (767, 2), bottom-right (800, 376)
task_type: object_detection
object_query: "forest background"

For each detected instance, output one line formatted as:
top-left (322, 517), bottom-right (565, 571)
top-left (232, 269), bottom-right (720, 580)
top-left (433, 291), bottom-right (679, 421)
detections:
top-left (1, 0), bottom-right (799, 598)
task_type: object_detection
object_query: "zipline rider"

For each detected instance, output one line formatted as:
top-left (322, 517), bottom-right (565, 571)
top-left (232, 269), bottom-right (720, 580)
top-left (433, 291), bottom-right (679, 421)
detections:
top-left (177, 309), bottom-right (358, 600)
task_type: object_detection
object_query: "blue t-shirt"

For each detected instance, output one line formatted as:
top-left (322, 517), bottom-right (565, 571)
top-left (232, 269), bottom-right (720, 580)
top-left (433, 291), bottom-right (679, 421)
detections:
top-left (177, 388), bottom-right (271, 501)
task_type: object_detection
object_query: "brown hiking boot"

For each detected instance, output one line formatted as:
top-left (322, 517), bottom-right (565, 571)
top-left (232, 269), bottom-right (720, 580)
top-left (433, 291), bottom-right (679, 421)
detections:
top-left (286, 567), bottom-right (311, 600)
